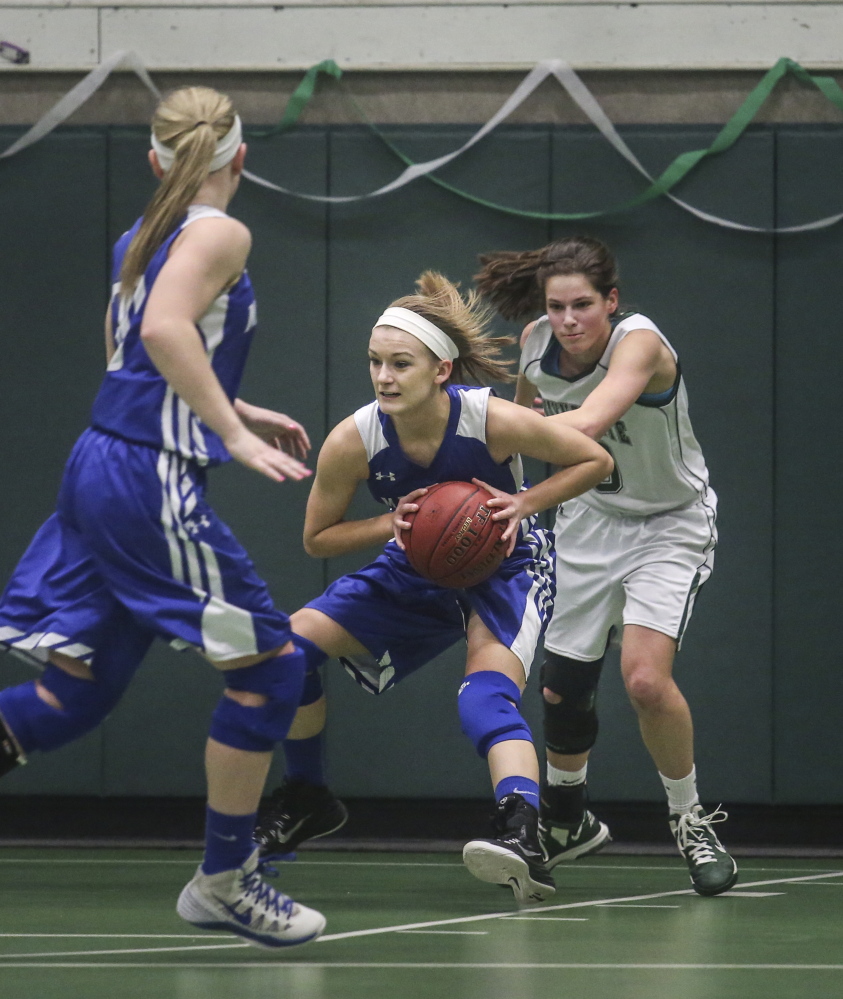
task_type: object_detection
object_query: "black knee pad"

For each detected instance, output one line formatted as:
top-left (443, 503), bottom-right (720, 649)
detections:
top-left (540, 651), bottom-right (604, 755)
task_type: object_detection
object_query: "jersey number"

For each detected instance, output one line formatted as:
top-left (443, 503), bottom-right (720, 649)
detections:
top-left (596, 443), bottom-right (623, 494)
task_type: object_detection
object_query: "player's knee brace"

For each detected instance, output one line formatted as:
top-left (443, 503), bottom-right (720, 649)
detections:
top-left (540, 651), bottom-right (604, 755)
top-left (291, 634), bottom-right (328, 707)
top-left (457, 670), bottom-right (533, 758)
top-left (210, 647), bottom-right (306, 753)
top-left (0, 664), bottom-right (123, 754)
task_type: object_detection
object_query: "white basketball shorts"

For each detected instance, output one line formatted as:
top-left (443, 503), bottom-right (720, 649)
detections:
top-left (544, 491), bottom-right (717, 661)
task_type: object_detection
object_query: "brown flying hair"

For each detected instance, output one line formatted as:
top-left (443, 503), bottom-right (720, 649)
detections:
top-left (475, 236), bottom-right (619, 321)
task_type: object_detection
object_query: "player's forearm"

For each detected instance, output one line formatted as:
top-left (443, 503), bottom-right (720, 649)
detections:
top-left (520, 453), bottom-right (613, 515)
top-left (141, 319), bottom-right (242, 443)
top-left (304, 513), bottom-right (396, 559)
top-left (546, 408), bottom-right (612, 441)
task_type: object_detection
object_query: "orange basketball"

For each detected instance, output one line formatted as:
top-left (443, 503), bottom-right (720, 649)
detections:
top-left (403, 480), bottom-right (508, 588)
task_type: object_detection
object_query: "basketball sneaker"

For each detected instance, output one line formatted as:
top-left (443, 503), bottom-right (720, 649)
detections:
top-left (255, 777), bottom-right (348, 859)
top-left (539, 810), bottom-right (612, 869)
top-left (177, 848), bottom-right (325, 947)
top-left (0, 709), bottom-right (25, 779)
top-left (669, 804), bottom-right (738, 896)
top-left (463, 793), bottom-right (556, 904)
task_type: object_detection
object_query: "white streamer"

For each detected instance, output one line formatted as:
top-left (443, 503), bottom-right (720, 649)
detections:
top-left (0, 50), bottom-right (160, 160)
top-left (1, 51), bottom-right (841, 234)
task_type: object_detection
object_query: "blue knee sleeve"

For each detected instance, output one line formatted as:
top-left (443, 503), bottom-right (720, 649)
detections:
top-left (292, 633), bottom-right (327, 707)
top-left (210, 648), bottom-right (306, 753)
top-left (457, 670), bottom-right (534, 758)
top-left (0, 665), bottom-right (123, 754)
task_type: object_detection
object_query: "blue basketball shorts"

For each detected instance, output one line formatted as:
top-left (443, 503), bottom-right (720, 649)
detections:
top-left (0, 428), bottom-right (293, 670)
top-left (306, 528), bottom-right (555, 694)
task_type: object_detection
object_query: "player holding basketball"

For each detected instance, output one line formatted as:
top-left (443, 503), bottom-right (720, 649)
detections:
top-left (255, 272), bottom-right (612, 902)
top-left (0, 87), bottom-right (326, 945)
top-left (474, 235), bottom-right (737, 896)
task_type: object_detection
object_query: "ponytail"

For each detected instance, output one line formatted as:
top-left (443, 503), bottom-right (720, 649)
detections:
top-left (475, 236), bottom-right (619, 320)
top-left (120, 87), bottom-right (237, 295)
top-left (390, 271), bottom-right (515, 385)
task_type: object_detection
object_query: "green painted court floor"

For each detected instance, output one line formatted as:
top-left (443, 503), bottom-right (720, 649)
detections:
top-left (1, 850), bottom-right (842, 999)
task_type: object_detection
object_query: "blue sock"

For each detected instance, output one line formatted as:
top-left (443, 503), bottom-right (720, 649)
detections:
top-left (202, 807), bottom-right (258, 875)
top-left (495, 776), bottom-right (540, 810)
top-left (284, 732), bottom-right (325, 786)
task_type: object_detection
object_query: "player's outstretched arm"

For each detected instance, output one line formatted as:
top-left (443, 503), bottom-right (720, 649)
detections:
top-left (485, 396), bottom-right (613, 521)
top-left (544, 329), bottom-right (672, 440)
top-left (302, 418), bottom-right (395, 559)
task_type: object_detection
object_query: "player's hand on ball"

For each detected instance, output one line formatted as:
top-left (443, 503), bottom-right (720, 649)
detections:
top-left (392, 487), bottom-right (428, 550)
top-left (472, 478), bottom-right (521, 555)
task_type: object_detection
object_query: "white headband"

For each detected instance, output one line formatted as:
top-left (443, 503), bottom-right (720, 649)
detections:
top-left (374, 307), bottom-right (459, 362)
top-left (151, 114), bottom-right (243, 174)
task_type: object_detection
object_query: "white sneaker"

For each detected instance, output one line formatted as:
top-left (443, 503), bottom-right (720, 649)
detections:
top-left (177, 849), bottom-right (325, 948)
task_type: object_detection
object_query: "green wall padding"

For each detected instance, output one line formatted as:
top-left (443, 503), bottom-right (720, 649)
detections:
top-left (0, 123), bottom-right (835, 803)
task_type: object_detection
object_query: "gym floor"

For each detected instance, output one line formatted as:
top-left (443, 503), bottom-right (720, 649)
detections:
top-left (1, 849), bottom-right (842, 999)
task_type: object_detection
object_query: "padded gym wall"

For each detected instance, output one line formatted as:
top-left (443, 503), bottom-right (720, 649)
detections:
top-left (0, 122), bottom-right (830, 804)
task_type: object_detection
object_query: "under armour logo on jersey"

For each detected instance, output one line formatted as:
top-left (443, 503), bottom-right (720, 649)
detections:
top-left (376, 471), bottom-right (396, 481)
top-left (183, 515), bottom-right (211, 536)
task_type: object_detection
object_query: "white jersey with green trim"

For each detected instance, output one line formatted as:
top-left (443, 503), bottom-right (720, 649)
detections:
top-left (520, 312), bottom-right (712, 517)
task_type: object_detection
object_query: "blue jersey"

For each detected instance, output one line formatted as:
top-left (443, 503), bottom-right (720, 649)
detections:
top-left (90, 205), bottom-right (257, 467)
top-left (354, 385), bottom-right (524, 509)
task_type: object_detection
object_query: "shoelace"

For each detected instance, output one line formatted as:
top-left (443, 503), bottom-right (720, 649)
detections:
top-left (240, 870), bottom-right (296, 921)
top-left (674, 807), bottom-right (728, 865)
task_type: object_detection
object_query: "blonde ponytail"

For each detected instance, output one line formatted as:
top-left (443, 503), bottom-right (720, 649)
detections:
top-left (390, 272), bottom-right (515, 385)
top-left (120, 87), bottom-right (237, 295)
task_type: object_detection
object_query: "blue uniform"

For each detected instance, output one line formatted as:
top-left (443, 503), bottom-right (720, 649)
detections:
top-left (306, 385), bottom-right (556, 693)
top-left (0, 206), bottom-right (291, 678)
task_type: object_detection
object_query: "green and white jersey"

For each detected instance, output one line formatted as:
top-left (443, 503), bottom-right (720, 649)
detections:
top-left (520, 312), bottom-right (712, 517)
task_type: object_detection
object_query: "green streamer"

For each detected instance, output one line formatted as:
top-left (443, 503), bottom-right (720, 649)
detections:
top-left (257, 56), bottom-right (843, 221)
top-left (251, 59), bottom-right (343, 138)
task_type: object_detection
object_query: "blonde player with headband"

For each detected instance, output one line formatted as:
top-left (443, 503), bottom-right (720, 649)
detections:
top-left (253, 272), bottom-right (612, 903)
top-left (0, 87), bottom-right (326, 946)
top-left (475, 235), bottom-right (738, 897)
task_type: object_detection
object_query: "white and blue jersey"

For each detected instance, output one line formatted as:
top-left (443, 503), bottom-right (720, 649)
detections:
top-left (92, 205), bottom-right (256, 467)
top-left (359, 385), bottom-right (525, 508)
top-left (306, 385), bottom-right (556, 693)
top-left (0, 207), bottom-right (291, 676)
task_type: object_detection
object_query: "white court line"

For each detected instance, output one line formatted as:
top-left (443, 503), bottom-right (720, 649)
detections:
top-left (0, 943), bottom-right (248, 960)
top-left (723, 892), bottom-right (784, 897)
top-left (314, 871), bottom-right (843, 944)
top-left (598, 904), bottom-right (679, 908)
top-left (0, 858), bottom-right (838, 873)
top-left (1, 962), bottom-right (843, 971)
top-left (2, 869), bottom-right (840, 962)
top-left (396, 930), bottom-right (488, 935)
top-left (503, 917), bottom-right (589, 921)
top-left (793, 882), bottom-right (843, 886)
top-left (0, 934), bottom-right (209, 939)
top-left (0, 858), bottom-right (461, 868)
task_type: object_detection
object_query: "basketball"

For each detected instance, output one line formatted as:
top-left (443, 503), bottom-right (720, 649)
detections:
top-left (403, 480), bottom-right (508, 588)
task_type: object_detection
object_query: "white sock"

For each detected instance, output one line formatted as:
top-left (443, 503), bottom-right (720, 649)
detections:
top-left (547, 761), bottom-right (588, 787)
top-left (660, 766), bottom-right (700, 815)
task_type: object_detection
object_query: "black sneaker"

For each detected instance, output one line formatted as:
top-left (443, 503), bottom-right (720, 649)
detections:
top-left (255, 778), bottom-right (348, 859)
top-left (540, 809), bottom-right (612, 869)
top-left (669, 804), bottom-right (738, 897)
top-left (0, 709), bottom-right (25, 779)
top-left (463, 794), bottom-right (556, 904)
